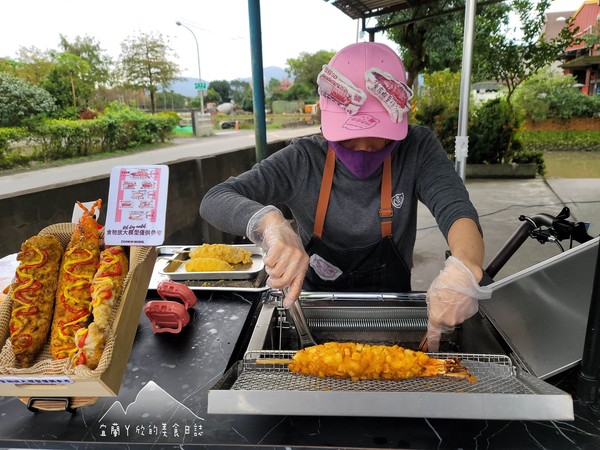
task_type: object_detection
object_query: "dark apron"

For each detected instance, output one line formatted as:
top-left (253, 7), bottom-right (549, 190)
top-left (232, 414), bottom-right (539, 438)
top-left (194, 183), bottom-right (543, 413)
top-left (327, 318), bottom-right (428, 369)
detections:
top-left (303, 147), bottom-right (411, 292)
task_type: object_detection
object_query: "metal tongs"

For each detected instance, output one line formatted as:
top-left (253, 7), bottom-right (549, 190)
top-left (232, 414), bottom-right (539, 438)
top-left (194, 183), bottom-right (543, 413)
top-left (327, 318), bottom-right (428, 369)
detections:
top-left (282, 287), bottom-right (317, 348)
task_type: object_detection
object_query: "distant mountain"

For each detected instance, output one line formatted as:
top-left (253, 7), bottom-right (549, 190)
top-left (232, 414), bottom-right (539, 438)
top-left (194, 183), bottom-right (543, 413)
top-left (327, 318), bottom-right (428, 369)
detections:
top-left (166, 66), bottom-right (289, 97)
top-left (264, 66), bottom-right (289, 82)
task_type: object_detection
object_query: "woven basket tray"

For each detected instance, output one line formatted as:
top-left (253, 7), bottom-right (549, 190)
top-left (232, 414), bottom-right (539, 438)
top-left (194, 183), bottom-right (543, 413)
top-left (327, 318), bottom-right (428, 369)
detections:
top-left (0, 222), bottom-right (153, 380)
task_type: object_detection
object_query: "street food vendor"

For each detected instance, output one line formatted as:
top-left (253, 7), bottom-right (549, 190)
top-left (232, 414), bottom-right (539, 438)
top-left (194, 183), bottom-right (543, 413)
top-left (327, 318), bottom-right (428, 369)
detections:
top-left (199, 42), bottom-right (492, 351)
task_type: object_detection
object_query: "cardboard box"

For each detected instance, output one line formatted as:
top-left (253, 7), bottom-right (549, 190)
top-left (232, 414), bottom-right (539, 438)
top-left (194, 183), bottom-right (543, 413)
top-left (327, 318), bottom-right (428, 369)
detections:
top-left (0, 223), bottom-right (156, 399)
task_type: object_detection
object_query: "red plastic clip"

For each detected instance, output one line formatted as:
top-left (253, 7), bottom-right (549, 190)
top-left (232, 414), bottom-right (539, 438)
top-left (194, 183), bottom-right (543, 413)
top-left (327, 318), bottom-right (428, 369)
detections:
top-left (157, 280), bottom-right (198, 309)
top-left (144, 281), bottom-right (198, 333)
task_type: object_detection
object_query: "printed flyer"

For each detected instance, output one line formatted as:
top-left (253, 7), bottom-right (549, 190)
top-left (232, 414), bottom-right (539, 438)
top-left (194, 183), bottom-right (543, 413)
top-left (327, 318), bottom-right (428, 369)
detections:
top-left (105, 165), bottom-right (169, 246)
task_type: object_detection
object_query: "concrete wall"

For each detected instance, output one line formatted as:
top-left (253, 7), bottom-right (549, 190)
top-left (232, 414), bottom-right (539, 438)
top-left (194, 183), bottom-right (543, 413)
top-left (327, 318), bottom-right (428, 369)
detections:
top-left (0, 140), bottom-right (289, 256)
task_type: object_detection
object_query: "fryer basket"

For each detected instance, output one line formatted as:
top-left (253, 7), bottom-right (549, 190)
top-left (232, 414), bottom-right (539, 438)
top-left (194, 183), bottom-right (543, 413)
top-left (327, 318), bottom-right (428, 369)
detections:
top-left (208, 350), bottom-right (574, 420)
top-left (237, 351), bottom-right (521, 394)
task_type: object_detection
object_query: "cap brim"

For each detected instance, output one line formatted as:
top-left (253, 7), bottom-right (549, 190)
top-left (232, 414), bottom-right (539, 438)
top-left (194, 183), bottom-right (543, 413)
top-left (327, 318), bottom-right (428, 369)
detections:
top-left (321, 110), bottom-right (408, 142)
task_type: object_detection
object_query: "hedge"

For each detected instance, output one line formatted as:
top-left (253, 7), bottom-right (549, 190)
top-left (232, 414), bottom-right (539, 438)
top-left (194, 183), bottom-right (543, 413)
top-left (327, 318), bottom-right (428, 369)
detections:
top-left (0, 127), bottom-right (33, 169)
top-left (516, 130), bottom-right (600, 152)
top-left (0, 112), bottom-right (179, 169)
top-left (0, 127), bottom-right (30, 152)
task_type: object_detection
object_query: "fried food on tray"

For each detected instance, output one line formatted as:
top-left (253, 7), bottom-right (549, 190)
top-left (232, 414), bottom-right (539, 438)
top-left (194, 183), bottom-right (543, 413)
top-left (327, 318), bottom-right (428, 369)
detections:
top-left (72, 246), bottom-right (129, 369)
top-left (185, 257), bottom-right (233, 272)
top-left (288, 342), bottom-right (476, 382)
top-left (189, 244), bottom-right (252, 265)
top-left (50, 200), bottom-right (101, 360)
top-left (9, 235), bottom-right (64, 367)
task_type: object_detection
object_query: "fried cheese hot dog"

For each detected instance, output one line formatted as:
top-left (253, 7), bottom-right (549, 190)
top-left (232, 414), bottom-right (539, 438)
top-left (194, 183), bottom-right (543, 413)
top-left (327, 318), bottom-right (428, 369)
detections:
top-left (9, 236), bottom-right (64, 367)
top-left (288, 342), bottom-right (476, 382)
top-left (72, 246), bottom-right (128, 369)
top-left (50, 200), bottom-right (101, 360)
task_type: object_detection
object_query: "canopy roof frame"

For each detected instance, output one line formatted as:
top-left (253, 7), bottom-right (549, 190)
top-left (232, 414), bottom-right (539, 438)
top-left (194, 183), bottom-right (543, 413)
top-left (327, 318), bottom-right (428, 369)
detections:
top-left (354, 0), bottom-right (504, 39)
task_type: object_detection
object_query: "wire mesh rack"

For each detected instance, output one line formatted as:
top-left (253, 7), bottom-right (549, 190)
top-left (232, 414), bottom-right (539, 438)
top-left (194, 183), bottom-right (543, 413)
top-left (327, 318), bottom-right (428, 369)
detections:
top-left (232, 350), bottom-right (533, 395)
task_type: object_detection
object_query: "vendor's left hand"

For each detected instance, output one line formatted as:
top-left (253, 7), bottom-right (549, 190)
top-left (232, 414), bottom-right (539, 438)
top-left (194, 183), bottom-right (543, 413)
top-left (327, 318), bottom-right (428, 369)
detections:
top-left (425, 256), bottom-right (492, 352)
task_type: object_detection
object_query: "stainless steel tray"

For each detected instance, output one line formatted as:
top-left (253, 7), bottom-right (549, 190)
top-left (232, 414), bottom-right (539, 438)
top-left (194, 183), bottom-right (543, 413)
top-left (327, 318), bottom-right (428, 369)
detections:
top-left (149, 245), bottom-right (268, 292)
top-left (208, 350), bottom-right (574, 420)
top-left (157, 244), bottom-right (264, 281)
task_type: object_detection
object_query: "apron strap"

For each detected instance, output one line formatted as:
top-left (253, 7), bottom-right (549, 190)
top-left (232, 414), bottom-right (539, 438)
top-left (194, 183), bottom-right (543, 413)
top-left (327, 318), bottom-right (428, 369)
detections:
top-left (379, 155), bottom-right (393, 238)
top-left (314, 147), bottom-right (393, 239)
top-left (314, 147), bottom-right (336, 238)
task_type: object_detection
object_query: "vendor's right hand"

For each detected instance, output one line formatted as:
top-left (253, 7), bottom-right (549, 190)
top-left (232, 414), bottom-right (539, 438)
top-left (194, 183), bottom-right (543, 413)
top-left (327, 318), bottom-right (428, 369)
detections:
top-left (247, 206), bottom-right (309, 308)
top-left (425, 256), bottom-right (492, 352)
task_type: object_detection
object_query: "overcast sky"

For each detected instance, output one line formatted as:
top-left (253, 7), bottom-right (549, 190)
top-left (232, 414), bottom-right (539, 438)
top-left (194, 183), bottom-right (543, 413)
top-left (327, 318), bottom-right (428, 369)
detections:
top-left (0, 0), bottom-right (579, 82)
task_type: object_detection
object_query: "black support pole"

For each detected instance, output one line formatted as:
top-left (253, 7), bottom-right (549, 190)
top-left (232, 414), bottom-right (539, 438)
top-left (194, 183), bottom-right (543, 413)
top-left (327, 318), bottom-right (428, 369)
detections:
top-left (577, 239), bottom-right (600, 405)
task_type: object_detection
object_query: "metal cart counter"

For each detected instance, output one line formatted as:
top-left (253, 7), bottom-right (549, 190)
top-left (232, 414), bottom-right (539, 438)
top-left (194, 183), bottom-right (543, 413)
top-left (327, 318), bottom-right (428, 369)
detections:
top-left (0, 284), bottom-right (599, 449)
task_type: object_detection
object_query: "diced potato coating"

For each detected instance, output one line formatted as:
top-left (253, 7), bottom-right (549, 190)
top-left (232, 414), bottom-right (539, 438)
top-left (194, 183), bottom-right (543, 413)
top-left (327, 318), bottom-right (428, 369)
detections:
top-left (288, 342), bottom-right (458, 382)
top-left (185, 257), bottom-right (233, 272)
top-left (189, 244), bottom-right (252, 265)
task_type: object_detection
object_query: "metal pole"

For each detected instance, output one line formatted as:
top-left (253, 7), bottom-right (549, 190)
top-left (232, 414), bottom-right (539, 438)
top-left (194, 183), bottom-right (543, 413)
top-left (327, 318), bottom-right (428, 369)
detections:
top-left (577, 240), bottom-right (600, 405)
top-left (455, 0), bottom-right (477, 181)
top-left (176, 21), bottom-right (204, 114)
top-left (248, 0), bottom-right (267, 162)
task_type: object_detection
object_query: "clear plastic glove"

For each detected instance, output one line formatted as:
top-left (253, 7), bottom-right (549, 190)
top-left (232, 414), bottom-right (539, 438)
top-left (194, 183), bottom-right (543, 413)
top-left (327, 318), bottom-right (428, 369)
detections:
top-left (425, 256), bottom-right (492, 352)
top-left (247, 206), bottom-right (309, 308)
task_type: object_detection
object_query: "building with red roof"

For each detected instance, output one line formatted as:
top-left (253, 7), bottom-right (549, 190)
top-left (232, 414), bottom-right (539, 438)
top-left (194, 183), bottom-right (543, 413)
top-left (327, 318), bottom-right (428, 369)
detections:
top-left (560, 0), bottom-right (600, 95)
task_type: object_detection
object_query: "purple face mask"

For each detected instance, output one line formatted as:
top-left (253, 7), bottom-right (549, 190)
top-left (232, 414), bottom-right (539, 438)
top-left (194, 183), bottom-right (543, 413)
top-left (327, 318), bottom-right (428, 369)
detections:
top-left (329, 140), bottom-right (395, 179)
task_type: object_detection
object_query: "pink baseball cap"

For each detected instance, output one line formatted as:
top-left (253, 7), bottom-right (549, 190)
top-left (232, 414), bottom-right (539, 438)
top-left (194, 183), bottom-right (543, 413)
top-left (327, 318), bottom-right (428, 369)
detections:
top-left (319, 42), bottom-right (412, 142)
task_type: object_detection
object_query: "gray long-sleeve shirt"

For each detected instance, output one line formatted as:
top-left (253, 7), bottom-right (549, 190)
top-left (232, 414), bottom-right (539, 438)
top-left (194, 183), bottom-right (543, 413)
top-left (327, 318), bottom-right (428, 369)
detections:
top-left (199, 125), bottom-right (480, 269)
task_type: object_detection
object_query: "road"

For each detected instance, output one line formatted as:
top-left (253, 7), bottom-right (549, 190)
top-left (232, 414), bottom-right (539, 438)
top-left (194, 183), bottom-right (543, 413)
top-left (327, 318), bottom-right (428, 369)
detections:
top-left (0, 127), bottom-right (321, 199)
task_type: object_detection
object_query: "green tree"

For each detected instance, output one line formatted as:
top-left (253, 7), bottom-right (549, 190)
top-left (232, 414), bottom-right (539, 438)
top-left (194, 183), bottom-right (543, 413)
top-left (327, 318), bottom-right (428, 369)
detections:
top-left (230, 79), bottom-right (250, 105)
top-left (5, 46), bottom-right (53, 85)
top-left (191, 88), bottom-right (221, 107)
top-left (474, 0), bottom-right (579, 106)
top-left (0, 58), bottom-right (21, 76)
top-left (381, 1), bottom-right (506, 90)
top-left (241, 88), bottom-right (254, 112)
top-left (204, 88), bottom-right (222, 104)
top-left (286, 50), bottom-right (335, 95)
top-left (59, 34), bottom-right (112, 87)
top-left (418, 69), bottom-right (463, 113)
top-left (119, 31), bottom-right (180, 114)
top-left (44, 52), bottom-right (92, 108)
top-left (208, 80), bottom-right (231, 103)
top-left (282, 83), bottom-right (312, 101)
top-left (414, 69), bottom-right (463, 154)
top-left (266, 77), bottom-right (281, 102)
top-left (381, 0), bottom-right (570, 97)
top-left (512, 67), bottom-right (578, 121)
top-left (469, 98), bottom-right (520, 164)
top-left (0, 72), bottom-right (56, 126)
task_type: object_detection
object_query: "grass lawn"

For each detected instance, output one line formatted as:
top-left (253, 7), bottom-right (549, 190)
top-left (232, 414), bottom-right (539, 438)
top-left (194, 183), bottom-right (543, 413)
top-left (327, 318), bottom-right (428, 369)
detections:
top-left (543, 151), bottom-right (600, 178)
